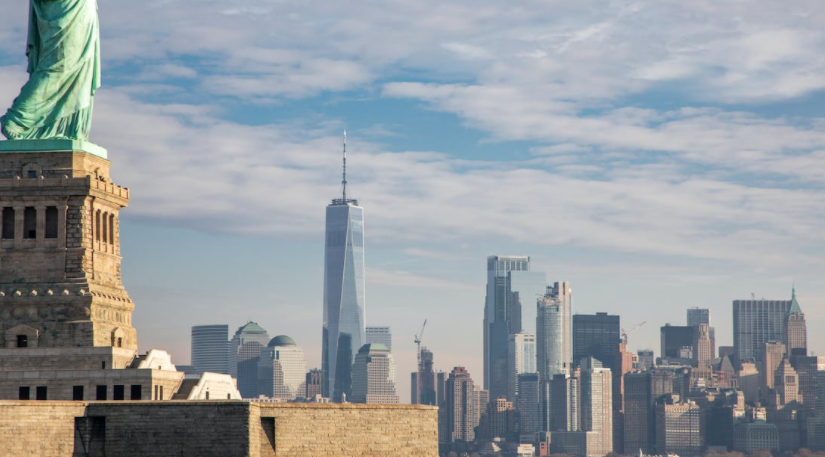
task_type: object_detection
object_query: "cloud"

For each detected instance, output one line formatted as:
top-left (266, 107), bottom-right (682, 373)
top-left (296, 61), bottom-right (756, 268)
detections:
top-left (40, 85), bottom-right (812, 272)
top-left (366, 268), bottom-right (476, 291)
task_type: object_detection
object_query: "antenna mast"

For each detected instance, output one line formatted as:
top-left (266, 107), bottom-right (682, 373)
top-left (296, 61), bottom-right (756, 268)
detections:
top-left (342, 131), bottom-right (347, 202)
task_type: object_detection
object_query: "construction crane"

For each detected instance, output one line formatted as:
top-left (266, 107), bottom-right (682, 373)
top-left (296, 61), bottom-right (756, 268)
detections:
top-left (621, 321), bottom-right (646, 345)
top-left (415, 319), bottom-right (428, 369)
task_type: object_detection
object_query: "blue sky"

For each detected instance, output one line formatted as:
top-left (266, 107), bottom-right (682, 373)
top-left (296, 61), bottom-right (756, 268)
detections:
top-left (3, 0), bottom-right (825, 402)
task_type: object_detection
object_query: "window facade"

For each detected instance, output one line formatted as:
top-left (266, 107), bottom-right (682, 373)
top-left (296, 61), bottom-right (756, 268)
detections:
top-left (23, 207), bottom-right (36, 239)
top-left (45, 206), bottom-right (58, 238)
top-left (96, 385), bottom-right (107, 400)
top-left (2, 208), bottom-right (14, 239)
top-left (73, 386), bottom-right (84, 401)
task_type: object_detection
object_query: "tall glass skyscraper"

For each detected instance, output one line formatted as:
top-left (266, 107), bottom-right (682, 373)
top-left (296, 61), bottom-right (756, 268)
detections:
top-left (484, 255), bottom-right (547, 402)
top-left (733, 295), bottom-right (792, 364)
top-left (537, 295), bottom-right (567, 381)
top-left (572, 313), bottom-right (620, 370)
top-left (322, 133), bottom-right (366, 402)
top-left (191, 324), bottom-right (230, 375)
top-left (485, 255), bottom-right (528, 401)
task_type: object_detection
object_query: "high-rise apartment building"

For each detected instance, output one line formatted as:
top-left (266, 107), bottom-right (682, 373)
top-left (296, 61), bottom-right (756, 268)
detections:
top-left (436, 371), bottom-right (447, 406)
top-left (762, 340), bottom-right (785, 401)
top-left (446, 367), bottom-right (476, 443)
top-left (655, 398), bottom-right (703, 457)
top-left (537, 295), bottom-right (568, 382)
top-left (613, 342), bottom-right (634, 454)
top-left (191, 324), bottom-right (230, 375)
top-left (786, 288), bottom-right (807, 357)
top-left (624, 369), bottom-right (674, 454)
top-left (660, 325), bottom-right (694, 360)
top-left (508, 332), bottom-right (536, 401)
top-left (771, 357), bottom-right (800, 408)
top-left (484, 397), bottom-right (517, 440)
top-left (517, 373), bottom-right (541, 439)
top-left (366, 326), bottom-right (391, 351)
top-left (807, 363), bottom-right (825, 450)
top-left (573, 313), bottom-right (620, 370)
top-left (581, 358), bottom-right (613, 457)
top-left (257, 335), bottom-right (306, 400)
top-left (686, 308), bottom-right (710, 327)
top-left (412, 347), bottom-right (437, 405)
top-left (733, 292), bottom-right (795, 364)
top-left (230, 321), bottom-right (270, 398)
top-left (637, 350), bottom-right (655, 371)
top-left (548, 373), bottom-right (580, 432)
top-left (686, 308), bottom-right (715, 357)
top-left (790, 355), bottom-right (824, 410)
top-left (305, 368), bottom-right (322, 399)
top-left (550, 282), bottom-right (573, 370)
top-left (739, 362), bottom-right (760, 404)
top-left (322, 134), bottom-right (366, 402)
top-left (351, 343), bottom-right (398, 404)
top-left (474, 387), bottom-right (490, 431)
top-left (692, 324), bottom-right (712, 367)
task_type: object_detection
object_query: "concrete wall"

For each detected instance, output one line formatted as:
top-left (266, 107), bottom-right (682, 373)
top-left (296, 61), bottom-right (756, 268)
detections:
top-left (255, 403), bottom-right (439, 457)
top-left (0, 401), bottom-right (438, 457)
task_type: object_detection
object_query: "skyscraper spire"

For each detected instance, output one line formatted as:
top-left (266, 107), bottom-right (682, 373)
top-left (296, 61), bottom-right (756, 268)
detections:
top-left (342, 130), bottom-right (348, 202)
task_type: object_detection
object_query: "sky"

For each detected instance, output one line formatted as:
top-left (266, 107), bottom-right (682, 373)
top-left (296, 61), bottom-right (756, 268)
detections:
top-left (2, 1), bottom-right (825, 403)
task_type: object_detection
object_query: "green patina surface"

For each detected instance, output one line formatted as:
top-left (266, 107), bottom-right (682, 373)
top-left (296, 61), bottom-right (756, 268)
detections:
top-left (0, 0), bottom-right (101, 142)
top-left (0, 140), bottom-right (107, 159)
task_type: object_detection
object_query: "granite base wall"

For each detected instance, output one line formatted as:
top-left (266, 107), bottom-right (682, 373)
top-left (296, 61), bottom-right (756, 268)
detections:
top-left (0, 401), bottom-right (438, 457)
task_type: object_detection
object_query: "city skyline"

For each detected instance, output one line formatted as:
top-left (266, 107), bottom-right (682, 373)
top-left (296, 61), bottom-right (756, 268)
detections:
top-left (2, 1), bottom-right (825, 407)
top-left (9, 1), bottom-right (825, 456)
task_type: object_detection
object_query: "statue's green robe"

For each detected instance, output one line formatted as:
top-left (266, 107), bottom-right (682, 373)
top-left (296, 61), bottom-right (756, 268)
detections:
top-left (1, 0), bottom-right (101, 141)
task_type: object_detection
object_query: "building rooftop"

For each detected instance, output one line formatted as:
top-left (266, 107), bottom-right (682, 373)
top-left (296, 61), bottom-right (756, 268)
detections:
top-left (268, 335), bottom-right (297, 347)
top-left (789, 287), bottom-right (803, 314)
top-left (358, 343), bottom-right (390, 354)
top-left (235, 321), bottom-right (267, 335)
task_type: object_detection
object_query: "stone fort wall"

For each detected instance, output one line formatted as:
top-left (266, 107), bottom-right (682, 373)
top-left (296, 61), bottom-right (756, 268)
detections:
top-left (0, 401), bottom-right (438, 457)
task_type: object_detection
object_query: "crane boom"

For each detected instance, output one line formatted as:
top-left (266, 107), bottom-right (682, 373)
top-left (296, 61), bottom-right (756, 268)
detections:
top-left (621, 321), bottom-right (646, 344)
top-left (415, 319), bottom-right (428, 368)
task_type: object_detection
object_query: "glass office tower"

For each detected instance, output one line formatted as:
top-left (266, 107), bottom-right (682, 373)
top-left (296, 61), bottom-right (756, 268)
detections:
top-left (191, 324), bottom-right (230, 375)
top-left (366, 326), bottom-right (392, 351)
top-left (484, 255), bottom-right (530, 401)
top-left (322, 138), bottom-right (366, 402)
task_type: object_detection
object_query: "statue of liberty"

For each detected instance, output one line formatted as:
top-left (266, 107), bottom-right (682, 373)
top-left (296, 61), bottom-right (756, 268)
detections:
top-left (1, 0), bottom-right (101, 141)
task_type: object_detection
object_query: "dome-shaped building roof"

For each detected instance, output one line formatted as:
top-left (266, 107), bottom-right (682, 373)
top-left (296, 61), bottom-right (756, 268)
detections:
top-left (268, 335), bottom-right (297, 347)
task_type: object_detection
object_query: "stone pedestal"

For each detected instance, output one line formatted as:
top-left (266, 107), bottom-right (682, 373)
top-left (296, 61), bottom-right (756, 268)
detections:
top-left (0, 145), bottom-right (136, 353)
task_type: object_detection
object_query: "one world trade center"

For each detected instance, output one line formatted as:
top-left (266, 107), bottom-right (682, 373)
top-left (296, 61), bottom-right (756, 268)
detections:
top-left (322, 132), bottom-right (366, 402)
